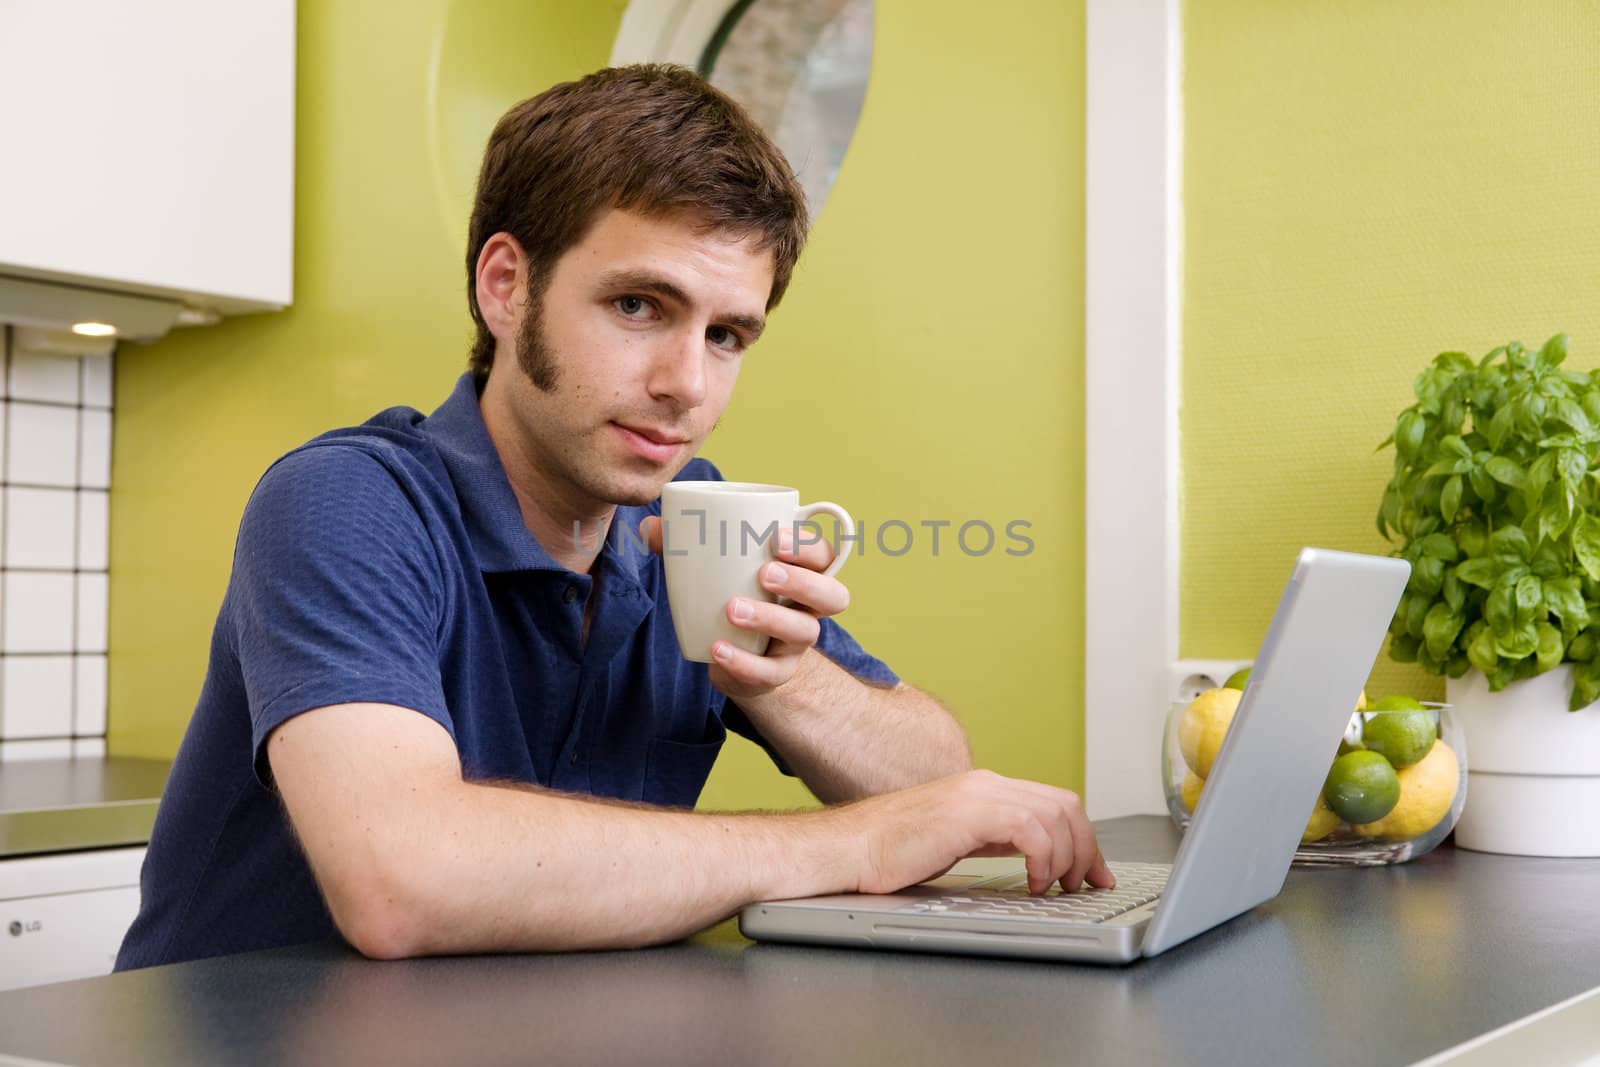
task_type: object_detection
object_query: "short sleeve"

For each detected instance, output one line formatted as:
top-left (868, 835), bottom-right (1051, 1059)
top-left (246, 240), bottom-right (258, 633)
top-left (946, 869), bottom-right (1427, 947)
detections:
top-left (228, 445), bottom-right (453, 783)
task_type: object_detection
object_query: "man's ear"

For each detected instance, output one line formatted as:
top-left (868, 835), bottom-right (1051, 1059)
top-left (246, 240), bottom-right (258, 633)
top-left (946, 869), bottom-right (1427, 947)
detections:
top-left (475, 232), bottom-right (530, 344)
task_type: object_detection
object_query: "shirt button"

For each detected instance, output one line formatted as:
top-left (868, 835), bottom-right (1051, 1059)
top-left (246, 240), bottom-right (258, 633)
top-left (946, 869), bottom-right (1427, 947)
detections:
top-left (564, 585), bottom-right (579, 604)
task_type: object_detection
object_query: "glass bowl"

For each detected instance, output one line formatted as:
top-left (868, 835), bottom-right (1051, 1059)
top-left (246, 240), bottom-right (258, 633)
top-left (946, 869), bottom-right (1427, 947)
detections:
top-left (1161, 697), bottom-right (1468, 866)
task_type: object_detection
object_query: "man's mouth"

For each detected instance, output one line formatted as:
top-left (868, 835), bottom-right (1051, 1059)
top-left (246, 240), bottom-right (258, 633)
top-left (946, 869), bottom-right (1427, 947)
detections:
top-left (612, 422), bottom-right (689, 464)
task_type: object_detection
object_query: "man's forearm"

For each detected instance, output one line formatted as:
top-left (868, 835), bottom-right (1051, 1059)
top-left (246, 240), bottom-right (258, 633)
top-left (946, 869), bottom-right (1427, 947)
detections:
top-left (357, 780), bottom-right (860, 958)
top-left (735, 652), bottom-right (973, 804)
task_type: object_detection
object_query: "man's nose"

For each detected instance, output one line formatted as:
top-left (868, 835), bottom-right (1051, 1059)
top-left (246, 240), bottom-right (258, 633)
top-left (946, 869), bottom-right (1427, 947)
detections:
top-left (646, 329), bottom-right (708, 408)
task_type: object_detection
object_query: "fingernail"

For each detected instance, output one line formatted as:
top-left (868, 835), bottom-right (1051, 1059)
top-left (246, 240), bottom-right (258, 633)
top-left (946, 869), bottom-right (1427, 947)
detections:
top-left (731, 599), bottom-right (753, 623)
top-left (763, 563), bottom-right (786, 587)
top-left (777, 528), bottom-right (794, 554)
top-left (713, 642), bottom-right (733, 662)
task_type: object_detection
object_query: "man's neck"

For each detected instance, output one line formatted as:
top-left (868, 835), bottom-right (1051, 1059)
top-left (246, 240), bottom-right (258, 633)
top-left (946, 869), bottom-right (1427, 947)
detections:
top-left (478, 374), bottom-right (612, 575)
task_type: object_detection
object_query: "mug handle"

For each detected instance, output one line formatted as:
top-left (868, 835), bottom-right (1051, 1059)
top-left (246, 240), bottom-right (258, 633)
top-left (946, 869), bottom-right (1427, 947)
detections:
top-left (791, 501), bottom-right (855, 578)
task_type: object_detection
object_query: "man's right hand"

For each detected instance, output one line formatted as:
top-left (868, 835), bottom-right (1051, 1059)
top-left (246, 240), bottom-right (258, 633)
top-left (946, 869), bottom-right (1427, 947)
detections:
top-left (836, 769), bottom-right (1116, 896)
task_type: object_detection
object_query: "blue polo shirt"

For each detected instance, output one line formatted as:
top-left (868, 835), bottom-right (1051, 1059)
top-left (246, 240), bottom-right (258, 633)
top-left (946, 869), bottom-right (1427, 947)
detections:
top-left (115, 372), bottom-right (897, 970)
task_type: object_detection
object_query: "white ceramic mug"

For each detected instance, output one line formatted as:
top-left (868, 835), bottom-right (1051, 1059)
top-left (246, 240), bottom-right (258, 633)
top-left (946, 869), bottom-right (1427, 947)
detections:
top-left (660, 481), bottom-right (854, 663)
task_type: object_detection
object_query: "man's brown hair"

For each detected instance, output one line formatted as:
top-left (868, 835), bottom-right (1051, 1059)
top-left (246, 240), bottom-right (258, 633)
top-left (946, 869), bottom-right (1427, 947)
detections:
top-left (466, 64), bottom-right (809, 379)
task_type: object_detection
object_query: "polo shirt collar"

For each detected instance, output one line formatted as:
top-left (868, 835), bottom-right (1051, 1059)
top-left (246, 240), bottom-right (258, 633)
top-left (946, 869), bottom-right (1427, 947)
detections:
top-left (422, 372), bottom-right (653, 589)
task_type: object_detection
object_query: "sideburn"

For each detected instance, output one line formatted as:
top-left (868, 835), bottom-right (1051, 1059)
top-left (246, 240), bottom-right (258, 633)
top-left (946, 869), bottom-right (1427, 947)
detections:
top-left (514, 273), bottom-right (559, 392)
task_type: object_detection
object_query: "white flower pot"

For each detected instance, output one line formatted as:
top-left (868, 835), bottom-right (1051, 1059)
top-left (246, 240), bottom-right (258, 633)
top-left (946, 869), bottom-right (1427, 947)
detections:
top-left (1446, 665), bottom-right (1600, 856)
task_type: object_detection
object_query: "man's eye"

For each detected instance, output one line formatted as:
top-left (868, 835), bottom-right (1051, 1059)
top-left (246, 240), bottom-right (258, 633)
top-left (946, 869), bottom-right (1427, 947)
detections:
top-left (708, 326), bottom-right (743, 351)
top-left (616, 296), bottom-right (651, 317)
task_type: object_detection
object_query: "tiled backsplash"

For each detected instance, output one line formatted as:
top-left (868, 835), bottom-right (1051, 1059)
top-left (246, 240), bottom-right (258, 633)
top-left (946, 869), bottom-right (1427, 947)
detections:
top-left (0, 326), bottom-right (111, 761)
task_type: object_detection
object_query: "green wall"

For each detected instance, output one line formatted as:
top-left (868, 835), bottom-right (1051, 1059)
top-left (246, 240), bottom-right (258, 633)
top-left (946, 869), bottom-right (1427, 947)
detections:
top-left (110, 1), bottom-right (1091, 808)
top-left (1181, 1), bottom-right (1600, 700)
top-left (109, 0), bottom-right (627, 757)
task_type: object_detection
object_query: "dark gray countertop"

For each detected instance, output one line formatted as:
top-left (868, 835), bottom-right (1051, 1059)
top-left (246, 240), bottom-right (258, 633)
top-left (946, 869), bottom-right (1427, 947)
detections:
top-left (1, 816), bottom-right (1598, 1066)
top-left (0, 757), bottom-right (170, 856)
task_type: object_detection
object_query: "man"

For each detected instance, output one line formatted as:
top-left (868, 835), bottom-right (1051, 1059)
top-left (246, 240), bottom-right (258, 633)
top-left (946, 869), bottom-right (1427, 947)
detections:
top-left (116, 65), bottom-right (1111, 970)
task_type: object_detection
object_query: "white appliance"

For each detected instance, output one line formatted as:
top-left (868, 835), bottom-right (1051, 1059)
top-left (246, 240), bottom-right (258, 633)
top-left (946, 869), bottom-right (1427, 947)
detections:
top-left (0, 848), bottom-right (143, 991)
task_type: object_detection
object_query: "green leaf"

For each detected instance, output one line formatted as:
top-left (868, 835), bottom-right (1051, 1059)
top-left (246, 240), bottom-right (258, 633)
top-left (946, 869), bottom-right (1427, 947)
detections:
top-left (1490, 525), bottom-right (1532, 563)
top-left (1410, 555), bottom-right (1446, 596)
top-left (1536, 621), bottom-right (1564, 673)
top-left (1443, 570), bottom-right (1465, 612)
top-left (1486, 404), bottom-right (1516, 451)
top-left (1435, 350), bottom-right (1475, 373)
top-left (1560, 447), bottom-right (1588, 489)
top-left (1458, 519), bottom-right (1489, 558)
top-left (1425, 458), bottom-right (1469, 478)
top-left (1574, 513), bottom-right (1600, 581)
top-left (1541, 333), bottom-right (1571, 368)
top-left (1484, 457), bottom-right (1526, 488)
top-left (1388, 633), bottom-right (1420, 663)
top-left (1496, 624), bottom-right (1539, 660)
top-left (1514, 574), bottom-right (1543, 626)
top-left (1486, 578), bottom-right (1517, 636)
top-left (1570, 629), bottom-right (1597, 662)
top-left (1424, 603), bottom-right (1466, 660)
top-left (1441, 434), bottom-right (1472, 459)
top-left (1468, 464), bottom-right (1498, 505)
top-left (1508, 341), bottom-right (1533, 371)
top-left (1454, 556), bottom-right (1501, 588)
top-left (1406, 591), bottom-right (1432, 637)
top-left (1440, 475), bottom-right (1463, 523)
top-left (1467, 624), bottom-right (1500, 674)
top-left (1487, 660), bottom-right (1517, 691)
top-left (1556, 399), bottom-right (1594, 438)
top-left (1573, 661), bottom-right (1600, 710)
top-left (1528, 451), bottom-right (1556, 502)
top-left (1419, 533), bottom-right (1460, 561)
top-left (1396, 410), bottom-right (1427, 461)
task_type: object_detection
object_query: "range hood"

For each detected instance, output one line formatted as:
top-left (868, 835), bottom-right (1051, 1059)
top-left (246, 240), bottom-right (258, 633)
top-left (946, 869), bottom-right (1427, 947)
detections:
top-left (0, 274), bottom-right (187, 355)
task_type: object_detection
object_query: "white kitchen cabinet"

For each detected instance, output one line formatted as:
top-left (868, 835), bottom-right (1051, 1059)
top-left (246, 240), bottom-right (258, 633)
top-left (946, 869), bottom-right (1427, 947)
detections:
top-left (0, 1), bottom-right (295, 314)
top-left (0, 847), bottom-right (143, 991)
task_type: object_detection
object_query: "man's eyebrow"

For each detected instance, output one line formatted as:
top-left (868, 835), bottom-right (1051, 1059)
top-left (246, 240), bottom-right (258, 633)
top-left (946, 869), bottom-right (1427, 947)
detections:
top-left (596, 269), bottom-right (766, 339)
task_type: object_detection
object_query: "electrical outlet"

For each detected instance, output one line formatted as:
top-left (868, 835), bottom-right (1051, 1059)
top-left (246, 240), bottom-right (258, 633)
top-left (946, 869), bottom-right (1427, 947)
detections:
top-left (1168, 659), bottom-right (1254, 705)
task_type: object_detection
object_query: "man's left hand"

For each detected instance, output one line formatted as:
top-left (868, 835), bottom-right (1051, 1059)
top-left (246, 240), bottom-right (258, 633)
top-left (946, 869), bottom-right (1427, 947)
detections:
top-left (641, 515), bottom-right (849, 700)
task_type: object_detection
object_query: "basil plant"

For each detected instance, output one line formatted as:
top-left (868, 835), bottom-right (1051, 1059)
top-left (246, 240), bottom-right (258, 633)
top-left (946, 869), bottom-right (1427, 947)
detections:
top-left (1378, 335), bottom-right (1600, 711)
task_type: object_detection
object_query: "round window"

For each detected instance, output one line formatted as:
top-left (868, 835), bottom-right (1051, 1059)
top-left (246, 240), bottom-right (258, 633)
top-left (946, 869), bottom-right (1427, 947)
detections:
top-left (699, 0), bottom-right (874, 221)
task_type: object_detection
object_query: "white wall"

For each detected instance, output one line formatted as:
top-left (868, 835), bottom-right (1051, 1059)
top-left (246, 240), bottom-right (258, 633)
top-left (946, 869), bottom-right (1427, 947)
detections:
top-left (0, 327), bottom-right (111, 760)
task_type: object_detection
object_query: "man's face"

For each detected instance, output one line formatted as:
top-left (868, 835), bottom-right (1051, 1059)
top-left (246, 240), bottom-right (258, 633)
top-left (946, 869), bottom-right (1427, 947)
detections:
top-left (500, 208), bottom-right (775, 509)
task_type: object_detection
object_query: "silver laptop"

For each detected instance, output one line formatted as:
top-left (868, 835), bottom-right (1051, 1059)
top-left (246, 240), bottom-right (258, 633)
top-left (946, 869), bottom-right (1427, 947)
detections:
top-left (739, 547), bottom-right (1410, 963)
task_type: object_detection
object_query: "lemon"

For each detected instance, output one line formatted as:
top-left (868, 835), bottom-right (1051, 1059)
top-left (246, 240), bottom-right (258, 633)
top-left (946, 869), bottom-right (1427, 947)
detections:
top-left (1302, 796), bottom-right (1341, 843)
top-left (1223, 666), bottom-right (1252, 690)
top-left (1180, 771), bottom-right (1205, 813)
top-left (1355, 740), bottom-right (1459, 841)
top-left (1323, 750), bottom-right (1401, 825)
top-left (1179, 688), bottom-right (1242, 778)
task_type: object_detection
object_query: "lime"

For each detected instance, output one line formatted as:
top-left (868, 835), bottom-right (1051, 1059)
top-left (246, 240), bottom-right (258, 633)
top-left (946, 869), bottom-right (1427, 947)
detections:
top-left (1223, 666), bottom-right (1252, 690)
top-left (1179, 688), bottom-right (1242, 778)
top-left (1362, 709), bottom-right (1437, 769)
top-left (1323, 750), bottom-right (1401, 825)
top-left (1180, 771), bottom-right (1205, 813)
top-left (1368, 694), bottom-right (1425, 712)
top-left (1355, 741), bottom-right (1459, 841)
top-left (1302, 796), bottom-right (1341, 843)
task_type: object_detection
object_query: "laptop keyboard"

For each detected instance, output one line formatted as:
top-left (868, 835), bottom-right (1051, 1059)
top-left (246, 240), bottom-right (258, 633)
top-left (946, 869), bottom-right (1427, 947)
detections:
top-left (893, 861), bottom-right (1170, 924)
